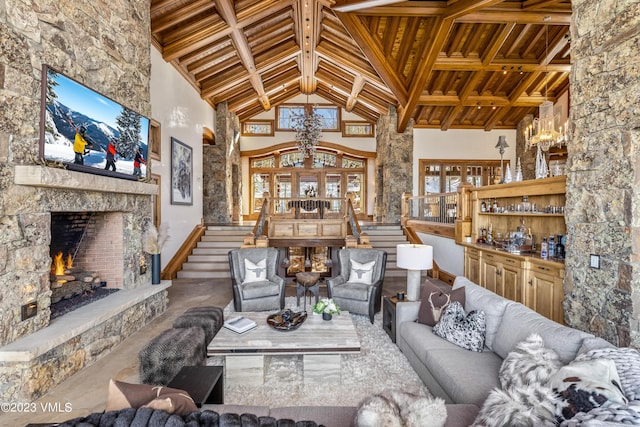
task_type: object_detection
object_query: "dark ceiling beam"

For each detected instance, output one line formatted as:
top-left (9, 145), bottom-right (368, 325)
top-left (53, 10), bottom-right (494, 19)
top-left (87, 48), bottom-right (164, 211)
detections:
top-left (335, 11), bottom-right (409, 106)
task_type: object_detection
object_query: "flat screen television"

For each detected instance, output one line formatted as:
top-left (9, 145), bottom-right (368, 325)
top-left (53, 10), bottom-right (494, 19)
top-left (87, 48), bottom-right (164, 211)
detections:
top-left (40, 65), bottom-right (150, 181)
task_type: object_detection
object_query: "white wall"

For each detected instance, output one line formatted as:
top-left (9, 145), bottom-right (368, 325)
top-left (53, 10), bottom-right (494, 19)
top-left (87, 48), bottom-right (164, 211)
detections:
top-left (417, 232), bottom-right (465, 277)
top-left (413, 128), bottom-right (518, 196)
top-left (150, 47), bottom-right (215, 268)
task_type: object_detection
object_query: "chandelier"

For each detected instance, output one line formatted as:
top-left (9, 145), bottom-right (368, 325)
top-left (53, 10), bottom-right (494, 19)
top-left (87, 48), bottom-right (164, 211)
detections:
top-left (524, 18), bottom-right (567, 151)
top-left (291, 101), bottom-right (323, 158)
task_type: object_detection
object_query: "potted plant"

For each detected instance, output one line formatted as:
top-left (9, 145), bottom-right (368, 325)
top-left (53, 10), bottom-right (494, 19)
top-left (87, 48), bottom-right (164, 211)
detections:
top-left (142, 222), bottom-right (169, 284)
top-left (313, 298), bottom-right (341, 321)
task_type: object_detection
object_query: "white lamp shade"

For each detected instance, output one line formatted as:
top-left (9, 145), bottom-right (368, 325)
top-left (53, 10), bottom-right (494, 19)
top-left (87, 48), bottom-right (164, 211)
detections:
top-left (396, 244), bottom-right (433, 270)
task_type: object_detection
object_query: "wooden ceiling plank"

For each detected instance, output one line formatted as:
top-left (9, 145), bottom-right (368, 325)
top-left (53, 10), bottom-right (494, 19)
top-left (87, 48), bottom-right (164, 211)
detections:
top-left (522, 0), bottom-right (567, 10)
top-left (336, 11), bottom-right (409, 105)
top-left (152, 0), bottom-right (214, 34)
top-left (443, 0), bottom-right (509, 21)
top-left (482, 23), bottom-right (516, 65)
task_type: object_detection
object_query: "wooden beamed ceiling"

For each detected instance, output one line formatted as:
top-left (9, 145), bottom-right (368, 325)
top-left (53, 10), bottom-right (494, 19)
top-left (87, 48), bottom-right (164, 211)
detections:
top-left (151, 0), bottom-right (571, 131)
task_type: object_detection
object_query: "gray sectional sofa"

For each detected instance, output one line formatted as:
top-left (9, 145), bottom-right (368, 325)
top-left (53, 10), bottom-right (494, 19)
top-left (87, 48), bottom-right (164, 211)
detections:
top-left (395, 276), bottom-right (606, 407)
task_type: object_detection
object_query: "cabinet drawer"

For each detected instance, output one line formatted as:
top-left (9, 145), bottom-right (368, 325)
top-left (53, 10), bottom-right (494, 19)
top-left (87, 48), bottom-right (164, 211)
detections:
top-left (529, 262), bottom-right (564, 278)
top-left (483, 251), bottom-right (524, 268)
top-left (466, 247), bottom-right (480, 258)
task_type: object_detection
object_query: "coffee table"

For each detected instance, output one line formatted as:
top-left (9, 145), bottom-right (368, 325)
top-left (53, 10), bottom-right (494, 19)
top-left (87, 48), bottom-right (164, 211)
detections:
top-left (207, 311), bottom-right (360, 385)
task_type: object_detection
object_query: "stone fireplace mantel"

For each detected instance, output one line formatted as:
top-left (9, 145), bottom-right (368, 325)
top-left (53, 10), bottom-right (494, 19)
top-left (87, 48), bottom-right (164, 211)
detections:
top-left (14, 165), bottom-right (158, 195)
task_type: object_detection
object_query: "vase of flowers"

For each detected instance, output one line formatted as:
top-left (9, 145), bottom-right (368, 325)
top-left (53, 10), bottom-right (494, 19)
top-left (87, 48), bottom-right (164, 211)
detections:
top-left (313, 298), bottom-right (340, 321)
top-left (142, 223), bottom-right (169, 284)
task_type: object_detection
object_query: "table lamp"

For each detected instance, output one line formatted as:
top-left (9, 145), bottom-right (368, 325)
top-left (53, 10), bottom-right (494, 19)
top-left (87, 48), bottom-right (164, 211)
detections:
top-left (396, 244), bottom-right (433, 301)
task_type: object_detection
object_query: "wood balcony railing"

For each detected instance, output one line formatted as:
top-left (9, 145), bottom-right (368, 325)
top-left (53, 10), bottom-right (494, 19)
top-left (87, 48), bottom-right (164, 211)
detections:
top-left (246, 193), bottom-right (369, 248)
top-left (401, 183), bottom-right (474, 242)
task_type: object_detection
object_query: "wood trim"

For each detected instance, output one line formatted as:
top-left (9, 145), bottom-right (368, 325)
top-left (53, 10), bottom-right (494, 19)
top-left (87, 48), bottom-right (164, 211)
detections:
top-left (405, 220), bottom-right (456, 239)
top-left (161, 224), bottom-right (206, 280)
top-left (241, 141), bottom-right (376, 158)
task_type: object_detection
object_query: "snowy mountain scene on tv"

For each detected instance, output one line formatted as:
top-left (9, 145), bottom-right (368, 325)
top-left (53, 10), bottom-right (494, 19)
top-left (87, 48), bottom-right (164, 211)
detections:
top-left (41, 66), bottom-right (150, 180)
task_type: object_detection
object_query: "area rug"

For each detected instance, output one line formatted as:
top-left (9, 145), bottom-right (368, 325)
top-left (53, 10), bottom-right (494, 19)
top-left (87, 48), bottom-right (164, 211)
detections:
top-left (207, 298), bottom-right (429, 407)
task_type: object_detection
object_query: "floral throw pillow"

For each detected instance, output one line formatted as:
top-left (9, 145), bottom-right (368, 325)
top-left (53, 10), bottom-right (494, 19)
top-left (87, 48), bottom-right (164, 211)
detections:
top-left (242, 258), bottom-right (267, 284)
top-left (433, 301), bottom-right (486, 352)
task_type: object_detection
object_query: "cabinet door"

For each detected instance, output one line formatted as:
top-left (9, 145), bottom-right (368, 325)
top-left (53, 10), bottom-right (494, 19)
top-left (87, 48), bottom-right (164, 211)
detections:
top-left (526, 271), bottom-right (564, 324)
top-left (481, 256), bottom-right (501, 295)
top-left (465, 248), bottom-right (481, 284)
top-left (502, 264), bottom-right (524, 303)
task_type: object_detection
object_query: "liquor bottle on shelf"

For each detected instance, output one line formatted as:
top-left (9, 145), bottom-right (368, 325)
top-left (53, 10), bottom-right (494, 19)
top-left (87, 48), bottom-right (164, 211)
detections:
top-left (548, 236), bottom-right (555, 258)
top-left (555, 234), bottom-right (565, 259)
top-left (540, 237), bottom-right (548, 259)
top-left (481, 199), bottom-right (487, 212)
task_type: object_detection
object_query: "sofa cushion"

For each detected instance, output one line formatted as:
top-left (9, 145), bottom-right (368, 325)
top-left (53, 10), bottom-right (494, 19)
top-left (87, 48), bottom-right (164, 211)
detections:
top-left (241, 280), bottom-right (280, 299)
top-left (399, 321), bottom-right (471, 360)
top-left (445, 404), bottom-right (480, 427)
top-left (424, 348), bottom-right (503, 406)
top-left (418, 281), bottom-right (465, 326)
top-left (493, 302), bottom-right (593, 364)
top-left (433, 302), bottom-right (486, 352)
top-left (452, 277), bottom-right (512, 351)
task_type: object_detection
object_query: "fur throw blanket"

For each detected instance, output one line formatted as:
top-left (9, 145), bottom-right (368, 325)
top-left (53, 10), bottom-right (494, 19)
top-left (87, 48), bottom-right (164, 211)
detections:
top-left (55, 407), bottom-right (323, 427)
top-left (354, 390), bottom-right (447, 427)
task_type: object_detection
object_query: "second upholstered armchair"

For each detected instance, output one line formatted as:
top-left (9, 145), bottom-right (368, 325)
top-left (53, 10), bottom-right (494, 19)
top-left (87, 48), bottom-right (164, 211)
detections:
top-left (326, 248), bottom-right (387, 323)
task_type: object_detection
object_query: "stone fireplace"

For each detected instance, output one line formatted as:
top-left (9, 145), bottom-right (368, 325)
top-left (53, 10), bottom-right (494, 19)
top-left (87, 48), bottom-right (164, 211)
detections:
top-left (0, 166), bottom-right (168, 401)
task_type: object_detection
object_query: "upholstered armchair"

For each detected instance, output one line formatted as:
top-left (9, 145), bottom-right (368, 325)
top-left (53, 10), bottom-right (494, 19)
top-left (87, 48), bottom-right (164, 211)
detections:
top-left (228, 247), bottom-right (286, 312)
top-left (326, 248), bottom-right (387, 323)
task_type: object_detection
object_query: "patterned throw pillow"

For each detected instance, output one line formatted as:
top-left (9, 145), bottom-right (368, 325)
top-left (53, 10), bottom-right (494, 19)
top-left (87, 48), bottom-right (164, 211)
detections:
top-left (417, 282), bottom-right (465, 326)
top-left (242, 258), bottom-right (267, 284)
top-left (433, 301), bottom-right (486, 352)
top-left (550, 359), bottom-right (628, 423)
top-left (347, 259), bottom-right (376, 285)
top-left (499, 333), bottom-right (562, 390)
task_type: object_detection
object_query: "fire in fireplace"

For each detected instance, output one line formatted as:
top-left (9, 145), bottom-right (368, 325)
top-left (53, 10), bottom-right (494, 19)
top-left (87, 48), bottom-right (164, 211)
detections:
top-left (49, 212), bottom-right (124, 318)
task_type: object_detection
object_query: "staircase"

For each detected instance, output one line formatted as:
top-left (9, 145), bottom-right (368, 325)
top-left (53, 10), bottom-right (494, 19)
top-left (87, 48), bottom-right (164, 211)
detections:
top-left (177, 225), bottom-right (253, 279)
top-left (360, 224), bottom-right (411, 278)
top-left (177, 223), bottom-right (411, 280)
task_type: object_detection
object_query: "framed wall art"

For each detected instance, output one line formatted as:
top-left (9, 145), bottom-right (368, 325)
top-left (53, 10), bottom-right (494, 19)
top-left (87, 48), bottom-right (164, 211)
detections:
top-left (170, 137), bottom-right (193, 205)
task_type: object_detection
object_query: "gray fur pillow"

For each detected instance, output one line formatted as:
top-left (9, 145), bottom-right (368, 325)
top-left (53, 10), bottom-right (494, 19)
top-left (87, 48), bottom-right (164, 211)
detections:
top-left (433, 301), bottom-right (486, 352)
top-left (354, 390), bottom-right (447, 427)
top-left (472, 383), bottom-right (557, 427)
top-left (499, 333), bottom-right (562, 389)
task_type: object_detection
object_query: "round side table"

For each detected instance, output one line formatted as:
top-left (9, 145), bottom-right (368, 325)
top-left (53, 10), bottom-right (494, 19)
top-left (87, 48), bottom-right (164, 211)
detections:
top-left (296, 272), bottom-right (321, 310)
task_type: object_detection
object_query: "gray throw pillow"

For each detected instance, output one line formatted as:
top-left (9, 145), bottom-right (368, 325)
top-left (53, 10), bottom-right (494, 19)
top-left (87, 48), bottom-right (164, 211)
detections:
top-left (433, 301), bottom-right (486, 352)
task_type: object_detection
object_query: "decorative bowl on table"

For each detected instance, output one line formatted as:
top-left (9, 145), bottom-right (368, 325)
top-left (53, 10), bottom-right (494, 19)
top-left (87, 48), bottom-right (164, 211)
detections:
top-left (267, 309), bottom-right (307, 331)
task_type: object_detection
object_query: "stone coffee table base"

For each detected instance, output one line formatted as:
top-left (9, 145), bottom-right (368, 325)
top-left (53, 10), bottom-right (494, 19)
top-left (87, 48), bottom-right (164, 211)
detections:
top-left (207, 311), bottom-right (360, 385)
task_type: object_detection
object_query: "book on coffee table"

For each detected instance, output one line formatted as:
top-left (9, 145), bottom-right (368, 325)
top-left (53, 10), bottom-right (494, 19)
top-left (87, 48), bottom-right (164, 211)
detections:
top-left (223, 316), bottom-right (257, 334)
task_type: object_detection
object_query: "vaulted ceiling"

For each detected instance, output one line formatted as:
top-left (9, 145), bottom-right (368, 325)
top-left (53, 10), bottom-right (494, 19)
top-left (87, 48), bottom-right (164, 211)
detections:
top-left (150, 0), bottom-right (571, 132)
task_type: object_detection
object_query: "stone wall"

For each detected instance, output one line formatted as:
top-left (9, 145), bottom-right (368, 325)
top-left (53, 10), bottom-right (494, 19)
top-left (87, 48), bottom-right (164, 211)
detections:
top-left (203, 101), bottom-right (241, 224)
top-left (0, 0), bottom-right (153, 346)
top-left (375, 106), bottom-right (413, 223)
top-left (564, 0), bottom-right (640, 348)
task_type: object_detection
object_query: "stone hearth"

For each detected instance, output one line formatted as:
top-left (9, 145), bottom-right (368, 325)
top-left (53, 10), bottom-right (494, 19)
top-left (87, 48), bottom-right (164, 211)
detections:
top-left (0, 166), bottom-right (167, 401)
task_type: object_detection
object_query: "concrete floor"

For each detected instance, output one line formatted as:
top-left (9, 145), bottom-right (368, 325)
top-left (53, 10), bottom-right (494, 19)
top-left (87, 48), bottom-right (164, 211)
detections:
top-left (7, 275), bottom-right (414, 426)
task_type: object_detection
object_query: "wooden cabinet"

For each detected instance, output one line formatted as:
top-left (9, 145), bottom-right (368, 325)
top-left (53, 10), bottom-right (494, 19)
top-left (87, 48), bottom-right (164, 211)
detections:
top-left (464, 247), bottom-right (481, 284)
top-left (461, 176), bottom-right (566, 323)
top-left (526, 260), bottom-right (565, 324)
top-left (480, 251), bottom-right (524, 304)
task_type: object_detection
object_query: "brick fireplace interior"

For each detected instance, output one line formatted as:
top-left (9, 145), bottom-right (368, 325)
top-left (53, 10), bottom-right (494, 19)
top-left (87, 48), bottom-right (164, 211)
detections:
top-left (49, 211), bottom-right (124, 318)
